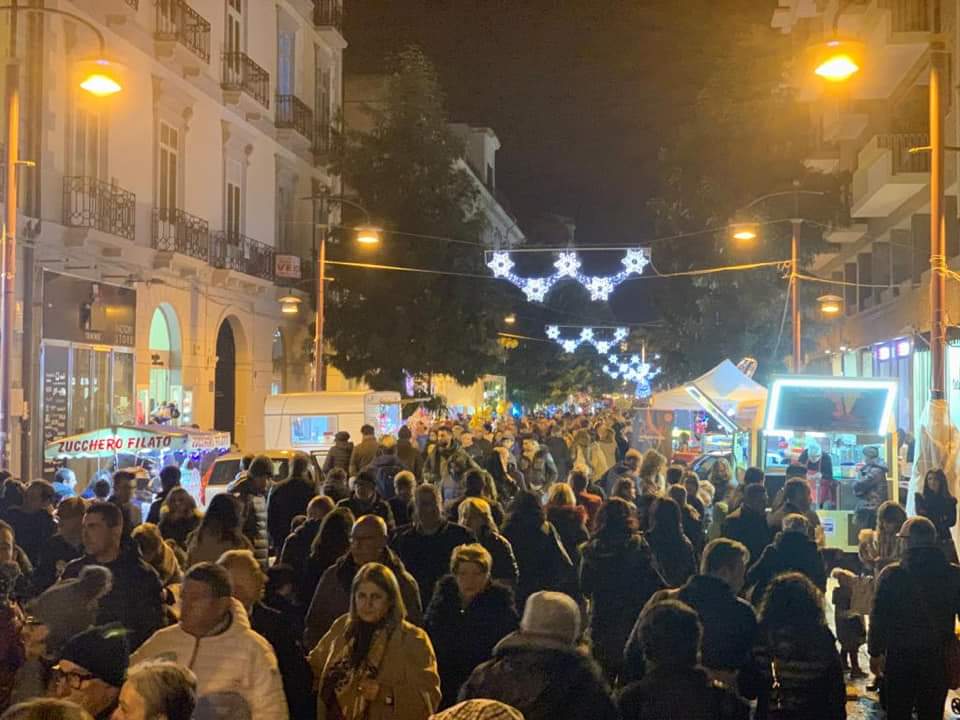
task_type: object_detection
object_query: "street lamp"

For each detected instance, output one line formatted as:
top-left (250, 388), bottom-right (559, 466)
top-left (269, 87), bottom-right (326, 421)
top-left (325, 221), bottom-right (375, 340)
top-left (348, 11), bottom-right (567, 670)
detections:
top-left (504, 313), bottom-right (517, 325)
top-left (730, 223), bottom-right (759, 242)
top-left (818, 294), bottom-right (843, 316)
top-left (812, 38), bottom-right (864, 83)
top-left (278, 295), bottom-right (302, 315)
top-left (0, 2), bottom-right (124, 467)
top-left (354, 226), bottom-right (383, 245)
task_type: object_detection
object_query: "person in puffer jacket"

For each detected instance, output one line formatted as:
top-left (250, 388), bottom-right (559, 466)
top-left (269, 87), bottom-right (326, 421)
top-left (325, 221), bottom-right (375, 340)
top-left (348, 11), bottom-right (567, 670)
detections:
top-left (132, 562), bottom-right (289, 720)
top-left (228, 455), bottom-right (272, 568)
top-left (322, 432), bottom-right (354, 475)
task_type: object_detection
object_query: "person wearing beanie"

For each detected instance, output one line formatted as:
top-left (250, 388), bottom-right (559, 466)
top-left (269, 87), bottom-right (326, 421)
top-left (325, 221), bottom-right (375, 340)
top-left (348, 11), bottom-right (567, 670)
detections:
top-left (53, 624), bottom-right (129, 719)
top-left (348, 424), bottom-right (379, 477)
top-left (461, 591), bottom-right (618, 720)
top-left (26, 566), bottom-right (112, 654)
top-left (368, 436), bottom-right (407, 501)
top-left (430, 700), bottom-right (524, 720)
top-left (322, 432), bottom-right (353, 475)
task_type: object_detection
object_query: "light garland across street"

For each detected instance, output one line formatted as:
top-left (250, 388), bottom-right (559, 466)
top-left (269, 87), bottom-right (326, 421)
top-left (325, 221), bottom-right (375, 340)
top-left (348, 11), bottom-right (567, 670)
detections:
top-left (603, 353), bottom-right (661, 398)
top-left (545, 325), bottom-right (629, 354)
top-left (486, 248), bottom-right (651, 302)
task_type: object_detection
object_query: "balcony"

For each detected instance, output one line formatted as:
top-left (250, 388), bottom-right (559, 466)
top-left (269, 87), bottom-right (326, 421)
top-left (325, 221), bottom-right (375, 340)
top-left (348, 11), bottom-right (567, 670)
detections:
top-left (851, 132), bottom-right (929, 218)
top-left (151, 207), bottom-right (210, 263)
top-left (211, 232), bottom-right (276, 282)
top-left (276, 94), bottom-right (314, 152)
top-left (314, 0), bottom-right (344, 35)
top-left (312, 123), bottom-right (338, 166)
top-left (62, 177), bottom-right (136, 241)
top-left (221, 51), bottom-right (270, 112)
top-left (879, 0), bottom-right (936, 33)
top-left (154, 0), bottom-right (210, 75)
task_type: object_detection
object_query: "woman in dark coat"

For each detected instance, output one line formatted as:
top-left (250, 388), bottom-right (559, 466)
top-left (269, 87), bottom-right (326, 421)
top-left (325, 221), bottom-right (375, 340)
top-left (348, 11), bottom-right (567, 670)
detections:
top-left (502, 490), bottom-right (575, 608)
top-left (298, 507), bottom-right (354, 607)
top-left (580, 498), bottom-right (665, 682)
top-left (740, 572), bottom-right (845, 720)
top-left (458, 497), bottom-right (519, 588)
top-left (424, 544), bottom-right (518, 708)
top-left (545, 483), bottom-right (590, 566)
top-left (645, 497), bottom-right (697, 588)
top-left (916, 467), bottom-right (959, 562)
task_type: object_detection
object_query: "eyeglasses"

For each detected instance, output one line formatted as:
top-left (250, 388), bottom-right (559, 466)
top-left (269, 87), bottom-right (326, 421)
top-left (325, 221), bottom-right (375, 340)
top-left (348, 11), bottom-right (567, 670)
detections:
top-left (52, 665), bottom-right (95, 689)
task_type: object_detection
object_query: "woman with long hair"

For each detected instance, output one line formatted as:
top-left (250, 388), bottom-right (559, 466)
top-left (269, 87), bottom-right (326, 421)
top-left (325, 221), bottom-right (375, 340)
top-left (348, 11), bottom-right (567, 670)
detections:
top-left (458, 498), bottom-right (518, 587)
top-left (308, 563), bottom-right (440, 720)
top-left (300, 508), bottom-right (356, 607)
top-left (184, 494), bottom-right (251, 566)
top-left (645, 497), bottom-right (697, 588)
top-left (916, 468), bottom-right (958, 561)
top-left (544, 483), bottom-right (590, 567)
top-left (424, 545), bottom-right (518, 709)
top-left (858, 500), bottom-right (907, 577)
top-left (707, 459), bottom-right (734, 505)
top-left (580, 498), bottom-right (664, 681)
top-left (638, 450), bottom-right (666, 496)
top-left (741, 573), bottom-right (845, 720)
top-left (502, 490), bottom-right (575, 608)
top-left (158, 487), bottom-right (202, 549)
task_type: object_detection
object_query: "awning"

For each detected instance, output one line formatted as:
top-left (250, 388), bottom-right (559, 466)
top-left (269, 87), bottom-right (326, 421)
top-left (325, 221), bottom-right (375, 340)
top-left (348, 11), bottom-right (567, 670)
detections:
top-left (650, 359), bottom-right (767, 414)
top-left (44, 425), bottom-right (232, 461)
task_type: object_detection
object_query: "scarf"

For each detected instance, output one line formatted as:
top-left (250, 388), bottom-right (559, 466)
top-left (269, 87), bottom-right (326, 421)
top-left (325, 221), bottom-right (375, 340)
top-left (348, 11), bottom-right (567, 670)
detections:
top-left (321, 620), bottom-right (395, 720)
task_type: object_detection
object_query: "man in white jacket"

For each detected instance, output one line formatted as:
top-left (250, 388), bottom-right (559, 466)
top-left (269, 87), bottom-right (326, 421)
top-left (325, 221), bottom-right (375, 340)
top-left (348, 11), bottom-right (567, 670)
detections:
top-left (131, 562), bottom-right (289, 720)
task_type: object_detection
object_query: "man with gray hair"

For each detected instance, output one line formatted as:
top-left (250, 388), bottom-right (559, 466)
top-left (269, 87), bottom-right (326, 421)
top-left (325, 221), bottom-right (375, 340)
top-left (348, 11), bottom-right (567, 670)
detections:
top-left (117, 660), bottom-right (197, 720)
top-left (744, 513), bottom-right (826, 605)
top-left (869, 516), bottom-right (960, 720)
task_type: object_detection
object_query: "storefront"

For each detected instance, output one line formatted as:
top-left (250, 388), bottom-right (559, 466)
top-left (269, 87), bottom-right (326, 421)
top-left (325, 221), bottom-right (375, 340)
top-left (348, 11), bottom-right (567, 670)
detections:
top-left (762, 375), bottom-right (899, 551)
top-left (40, 271), bottom-right (136, 480)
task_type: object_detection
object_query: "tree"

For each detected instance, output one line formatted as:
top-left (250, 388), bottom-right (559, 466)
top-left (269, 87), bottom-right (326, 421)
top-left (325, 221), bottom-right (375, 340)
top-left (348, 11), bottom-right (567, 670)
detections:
top-left (327, 47), bottom-right (510, 390)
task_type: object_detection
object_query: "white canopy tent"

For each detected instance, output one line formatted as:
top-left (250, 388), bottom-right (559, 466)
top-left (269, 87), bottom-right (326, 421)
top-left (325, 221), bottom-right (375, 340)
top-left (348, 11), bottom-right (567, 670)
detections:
top-left (650, 359), bottom-right (767, 419)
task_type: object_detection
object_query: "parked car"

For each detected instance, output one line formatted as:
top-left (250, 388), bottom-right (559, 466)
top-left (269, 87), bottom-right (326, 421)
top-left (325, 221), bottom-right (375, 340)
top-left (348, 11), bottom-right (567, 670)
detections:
top-left (199, 449), bottom-right (322, 508)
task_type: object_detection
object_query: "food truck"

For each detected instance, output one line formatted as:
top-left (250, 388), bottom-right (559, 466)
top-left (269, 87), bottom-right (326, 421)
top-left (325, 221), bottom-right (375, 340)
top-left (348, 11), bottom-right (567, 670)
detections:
top-left (263, 391), bottom-right (402, 462)
top-left (761, 375), bottom-right (899, 551)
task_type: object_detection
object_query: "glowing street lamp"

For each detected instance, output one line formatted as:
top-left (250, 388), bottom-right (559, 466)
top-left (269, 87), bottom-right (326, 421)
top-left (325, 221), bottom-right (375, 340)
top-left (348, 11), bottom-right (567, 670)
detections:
top-left (730, 223), bottom-right (759, 242)
top-left (278, 295), bottom-right (302, 315)
top-left (76, 58), bottom-right (124, 97)
top-left (504, 313), bottom-right (517, 325)
top-left (818, 294), bottom-right (843, 316)
top-left (812, 39), bottom-right (864, 83)
top-left (354, 225), bottom-right (383, 245)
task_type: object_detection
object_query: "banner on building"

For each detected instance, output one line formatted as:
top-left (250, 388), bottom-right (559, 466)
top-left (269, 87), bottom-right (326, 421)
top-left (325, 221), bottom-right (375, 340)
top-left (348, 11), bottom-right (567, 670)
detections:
top-left (275, 255), bottom-right (302, 280)
top-left (42, 272), bottom-right (136, 347)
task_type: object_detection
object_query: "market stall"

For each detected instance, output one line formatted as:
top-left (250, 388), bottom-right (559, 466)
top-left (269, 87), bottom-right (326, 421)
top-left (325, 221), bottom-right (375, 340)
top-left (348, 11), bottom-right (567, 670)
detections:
top-left (761, 376), bottom-right (899, 551)
top-left (45, 424), bottom-right (232, 501)
top-left (646, 359), bottom-right (767, 471)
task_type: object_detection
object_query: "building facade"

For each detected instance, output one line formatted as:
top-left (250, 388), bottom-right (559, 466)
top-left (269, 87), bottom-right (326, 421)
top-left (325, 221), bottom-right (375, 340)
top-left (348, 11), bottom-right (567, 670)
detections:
top-left (3, 0), bottom-right (346, 479)
top-left (772, 0), bottom-right (960, 433)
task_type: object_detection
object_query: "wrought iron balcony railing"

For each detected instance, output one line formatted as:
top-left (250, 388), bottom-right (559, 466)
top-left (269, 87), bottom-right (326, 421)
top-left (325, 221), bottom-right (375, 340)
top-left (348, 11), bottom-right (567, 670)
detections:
top-left (314, 0), bottom-right (343, 31)
top-left (155, 0), bottom-right (211, 63)
top-left (125, 0), bottom-right (139, 8)
top-left (221, 51), bottom-right (270, 108)
top-left (878, 133), bottom-right (931, 174)
top-left (63, 177), bottom-right (136, 241)
top-left (151, 207), bottom-right (210, 262)
top-left (276, 94), bottom-right (314, 141)
top-left (211, 231), bottom-right (275, 280)
top-left (878, 0), bottom-right (938, 32)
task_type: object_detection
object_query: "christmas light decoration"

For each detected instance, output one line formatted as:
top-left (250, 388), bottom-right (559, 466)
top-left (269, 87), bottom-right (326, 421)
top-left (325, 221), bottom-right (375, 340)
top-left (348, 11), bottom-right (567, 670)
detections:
top-left (546, 325), bottom-right (630, 354)
top-left (486, 248), bottom-right (651, 303)
top-left (603, 353), bottom-right (661, 399)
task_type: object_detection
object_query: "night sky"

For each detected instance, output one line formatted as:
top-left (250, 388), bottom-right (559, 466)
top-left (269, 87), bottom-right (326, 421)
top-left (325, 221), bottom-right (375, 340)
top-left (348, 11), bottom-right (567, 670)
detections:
top-left (344, 1), bottom-right (776, 322)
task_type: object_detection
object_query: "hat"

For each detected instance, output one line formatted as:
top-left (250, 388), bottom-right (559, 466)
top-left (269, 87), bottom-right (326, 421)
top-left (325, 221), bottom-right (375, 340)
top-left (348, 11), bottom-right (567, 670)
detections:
top-left (335, 431), bottom-right (350, 442)
top-left (431, 700), bottom-right (525, 720)
top-left (27, 565), bottom-right (112, 651)
top-left (863, 446), bottom-right (879, 460)
top-left (897, 516), bottom-right (937, 545)
top-left (519, 591), bottom-right (580, 646)
top-left (59, 624), bottom-right (129, 688)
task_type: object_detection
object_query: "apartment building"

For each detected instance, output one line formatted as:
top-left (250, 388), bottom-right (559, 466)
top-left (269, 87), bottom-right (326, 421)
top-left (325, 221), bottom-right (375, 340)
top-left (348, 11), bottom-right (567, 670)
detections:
top-left (772, 0), bottom-right (960, 433)
top-left (3, 0), bottom-right (346, 479)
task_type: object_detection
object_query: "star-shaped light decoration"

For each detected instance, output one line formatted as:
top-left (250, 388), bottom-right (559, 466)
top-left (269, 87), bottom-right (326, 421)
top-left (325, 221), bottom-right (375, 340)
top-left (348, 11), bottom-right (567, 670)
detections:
top-left (622, 248), bottom-right (651, 275)
top-left (523, 278), bottom-right (551, 303)
top-left (554, 251), bottom-right (582, 278)
top-left (487, 251), bottom-right (515, 278)
top-left (595, 340), bottom-right (611, 354)
top-left (584, 276), bottom-right (616, 302)
top-left (613, 328), bottom-right (629, 342)
top-left (579, 328), bottom-right (595, 343)
top-left (545, 325), bottom-right (561, 340)
top-left (561, 339), bottom-right (578, 353)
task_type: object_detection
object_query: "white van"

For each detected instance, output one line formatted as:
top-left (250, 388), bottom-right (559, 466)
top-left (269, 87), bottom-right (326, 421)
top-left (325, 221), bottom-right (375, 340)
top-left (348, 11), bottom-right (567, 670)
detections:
top-left (263, 391), bottom-right (403, 463)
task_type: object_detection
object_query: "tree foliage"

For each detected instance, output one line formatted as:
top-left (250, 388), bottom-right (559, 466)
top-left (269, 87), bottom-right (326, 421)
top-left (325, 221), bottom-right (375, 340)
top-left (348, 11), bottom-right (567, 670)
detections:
top-left (327, 47), bottom-right (510, 390)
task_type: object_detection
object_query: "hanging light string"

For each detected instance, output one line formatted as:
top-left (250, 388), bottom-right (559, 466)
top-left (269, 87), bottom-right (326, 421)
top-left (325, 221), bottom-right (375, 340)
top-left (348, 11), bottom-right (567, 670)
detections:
top-left (545, 325), bottom-right (630, 354)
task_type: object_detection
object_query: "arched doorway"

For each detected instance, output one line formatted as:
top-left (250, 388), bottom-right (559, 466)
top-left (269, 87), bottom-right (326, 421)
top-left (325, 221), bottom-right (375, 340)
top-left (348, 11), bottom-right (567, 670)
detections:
top-left (148, 305), bottom-right (182, 422)
top-left (271, 328), bottom-right (285, 395)
top-left (214, 321), bottom-right (236, 439)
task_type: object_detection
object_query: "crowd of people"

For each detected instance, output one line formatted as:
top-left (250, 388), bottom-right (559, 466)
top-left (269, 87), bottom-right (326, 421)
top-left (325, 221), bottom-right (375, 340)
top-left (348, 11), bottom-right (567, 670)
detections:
top-left (0, 411), bottom-right (956, 719)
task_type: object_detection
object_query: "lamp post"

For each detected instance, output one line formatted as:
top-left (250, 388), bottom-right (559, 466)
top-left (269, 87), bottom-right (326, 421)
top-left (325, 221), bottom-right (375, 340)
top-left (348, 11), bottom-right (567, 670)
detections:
top-left (0, 2), bottom-right (122, 468)
top-left (731, 183), bottom-right (825, 372)
top-left (299, 192), bottom-right (380, 391)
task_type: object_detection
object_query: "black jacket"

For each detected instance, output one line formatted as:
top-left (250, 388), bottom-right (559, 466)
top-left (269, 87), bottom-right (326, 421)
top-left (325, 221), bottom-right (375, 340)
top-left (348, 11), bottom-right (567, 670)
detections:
top-left (336, 494), bottom-right (395, 531)
top-left (425, 576), bottom-right (518, 708)
top-left (646, 531), bottom-right (697, 588)
top-left (446, 494), bottom-right (505, 528)
top-left (279, 518), bottom-right (323, 604)
top-left (721, 506), bottom-right (774, 569)
top-left (461, 633), bottom-right (619, 720)
top-left (388, 496), bottom-right (413, 528)
top-left (502, 520), bottom-right (575, 608)
top-left (546, 506), bottom-right (589, 569)
top-left (392, 522), bottom-right (474, 607)
top-left (544, 436), bottom-right (572, 481)
top-left (915, 493), bottom-right (958, 545)
top-left (60, 546), bottom-right (165, 650)
top-left (33, 533), bottom-right (83, 593)
top-left (746, 531), bottom-right (826, 605)
top-left (623, 574), bottom-right (757, 684)
top-left (368, 455), bottom-right (407, 500)
top-left (5, 508), bottom-right (56, 567)
top-left (145, 490), bottom-right (170, 525)
top-left (395, 439), bottom-right (425, 480)
top-left (251, 602), bottom-right (315, 720)
top-left (477, 529), bottom-right (519, 588)
top-left (869, 545), bottom-right (960, 662)
top-left (322, 440), bottom-right (353, 474)
top-left (157, 514), bottom-right (200, 550)
top-left (619, 666), bottom-right (749, 720)
top-left (267, 476), bottom-right (317, 551)
top-left (580, 534), bottom-right (665, 681)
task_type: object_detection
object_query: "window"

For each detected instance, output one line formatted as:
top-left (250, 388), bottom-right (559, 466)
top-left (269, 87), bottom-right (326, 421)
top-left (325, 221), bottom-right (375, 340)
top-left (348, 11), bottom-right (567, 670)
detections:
top-left (315, 47), bottom-right (331, 131)
top-left (226, 0), bottom-right (243, 54)
top-left (291, 415), bottom-right (338, 446)
top-left (72, 105), bottom-right (101, 179)
top-left (225, 158), bottom-right (243, 238)
top-left (158, 121), bottom-right (179, 210)
top-left (278, 30), bottom-right (295, 96)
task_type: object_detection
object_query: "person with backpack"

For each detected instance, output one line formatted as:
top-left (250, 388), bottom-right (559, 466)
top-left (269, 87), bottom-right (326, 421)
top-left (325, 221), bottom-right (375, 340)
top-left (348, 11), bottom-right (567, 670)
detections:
top-left (368, 435), bottom-right (407, 500)
top-left (321, 431), bottom-right (353, 475)
top-left (266, 453), bottom-right (318, 553)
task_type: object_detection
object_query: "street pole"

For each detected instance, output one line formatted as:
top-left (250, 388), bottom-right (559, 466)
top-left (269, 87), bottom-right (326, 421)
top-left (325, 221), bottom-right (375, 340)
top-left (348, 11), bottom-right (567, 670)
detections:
top-left (929, 41), bottom-right (946, 402)
top-left (1, 0), bottom-right (19, 468)
top-left (791, 180), bottom-right (802, 373)
top-left (313, 226), bottom-right (326, 392)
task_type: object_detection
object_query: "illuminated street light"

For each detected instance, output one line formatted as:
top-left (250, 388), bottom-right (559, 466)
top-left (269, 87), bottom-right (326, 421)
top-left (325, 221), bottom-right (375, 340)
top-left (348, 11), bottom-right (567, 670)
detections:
top-left (77, 58), bottom-right (124, 97)
top-left (730, 223), bottom-right (758, 242)
top-left (812, 39), bottom-right (863, 83)
top-left (278, 295), bottom-right (302, 315)
top-left (355, 226), bottom-right (382, 245)
top-left (818, 294), bottom-right (843, 316)
top-left (504, 313), bottom-right (517, 325)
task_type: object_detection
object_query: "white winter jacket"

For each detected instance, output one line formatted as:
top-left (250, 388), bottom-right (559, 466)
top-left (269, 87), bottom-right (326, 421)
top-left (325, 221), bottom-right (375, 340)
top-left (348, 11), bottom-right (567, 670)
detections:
top-left (132, 599), bottom-right (289, 720)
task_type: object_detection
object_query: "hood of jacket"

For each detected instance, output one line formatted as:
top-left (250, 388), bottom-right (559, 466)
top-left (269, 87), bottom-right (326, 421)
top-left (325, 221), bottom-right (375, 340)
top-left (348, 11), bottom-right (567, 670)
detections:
top-left (431, 574), bottom-right (515, 614)
top-left (333, 546), bottom-right (407, 589)
top-left (227, 475), bottom-right (264, 496)
top-left (677, 574), bottom-right (736, 606)
top-left (775, 529), bottom-right (818, 555)
top-left (493, 631), bottom-right (606, 677)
